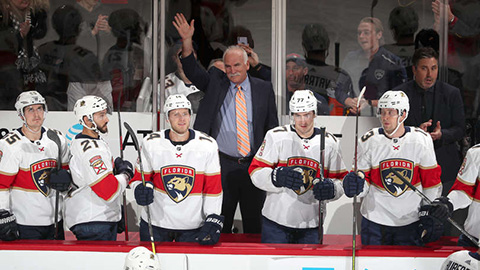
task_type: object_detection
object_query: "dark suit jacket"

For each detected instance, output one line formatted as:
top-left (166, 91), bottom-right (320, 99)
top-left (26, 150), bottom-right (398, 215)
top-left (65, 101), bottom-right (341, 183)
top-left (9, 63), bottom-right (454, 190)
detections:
top-left (396, 80), bottom-right (465, 194)
top-left (181, 53), bottom-right (279, 154)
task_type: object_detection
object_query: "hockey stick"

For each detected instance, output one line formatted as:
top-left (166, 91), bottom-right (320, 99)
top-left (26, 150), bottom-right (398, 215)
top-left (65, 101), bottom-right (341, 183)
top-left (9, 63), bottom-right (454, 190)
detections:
top-left (387, 167), bottom-right (480, 248)
top-left (117, 79), bottom-right (129, 242)
top-left (352, 86), bottom-right (366, 270)
top-left (46, 129), bottom-right (62, 240)
top-left (318, 126), bottom-right (326, 244)
top-left (124, 122), bottom-right (156, 254)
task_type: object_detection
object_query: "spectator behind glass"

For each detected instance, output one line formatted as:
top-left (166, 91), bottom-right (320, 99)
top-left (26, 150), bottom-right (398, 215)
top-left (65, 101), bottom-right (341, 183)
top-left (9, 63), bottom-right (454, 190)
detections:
top-left (226, 25), bottom-right (271, 81)
top-left (0, 0), bottom-right (48, 109)
top-left (342, 17), bottom-right (406, 115)
top-left (301, 23), bottom-right (356, 115)
top-left (75, 0), bottom-right (115, 62)
top-left (173, 13), bottom-right (279, 234)
top-left (395, 47), bottom-right (465, 196)
top-left (383, 6), bottom-right (419, 69)
top-left (37, 5), bottom-right (111, 111)
top-left (285, 53), bottom-right (329, 115)
top-left (102, 8), bottom-right (145, 112)
top-left (164, 41), bottom-right (204, 113)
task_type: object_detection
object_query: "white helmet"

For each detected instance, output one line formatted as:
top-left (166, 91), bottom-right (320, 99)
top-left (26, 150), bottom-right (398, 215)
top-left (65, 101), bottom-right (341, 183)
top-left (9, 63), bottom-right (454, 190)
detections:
top-left (15, 91), bottom-right (48, 118)
top-left (124, 246), bottom-right (161, 270)
top-left (289, 90), bottom-right (317, 114)
top-left (74, 95), bottom-right (108, 132)
top-left (377, 90), bottom-right (410, 136)
top-left (163, 94), bottom-right (191, 116)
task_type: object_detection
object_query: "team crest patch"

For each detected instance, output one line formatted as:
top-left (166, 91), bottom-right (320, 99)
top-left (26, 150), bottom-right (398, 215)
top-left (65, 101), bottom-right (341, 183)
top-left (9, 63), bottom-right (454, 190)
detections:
top-left (374, 69), bottom-right (385, 80)
top-left (380, 159), bottom-right (414, 197)
top-left (161, 165), bottom-right (195, 203)
top-left (287, 157), bottom-right (319, 195)
top-left (30, 159), bottom-right (56, 197)
top-left (89, 155), bottom-right (107, 175)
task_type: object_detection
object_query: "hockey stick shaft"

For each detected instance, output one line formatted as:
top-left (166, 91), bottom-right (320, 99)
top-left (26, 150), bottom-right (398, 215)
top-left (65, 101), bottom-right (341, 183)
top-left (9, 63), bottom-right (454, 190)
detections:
top-left (387, 167), bottom-right (480, 248)
top-left (352, 86), bottom-right (366, 270)
top-left (46, 129), bottom-right (62, 240)
top-left (117, 88), bottom-right (129, 242)
top-left (318, 126), bottom-right (326, 244)
top-left (124, 122), bottom-right (156, 253)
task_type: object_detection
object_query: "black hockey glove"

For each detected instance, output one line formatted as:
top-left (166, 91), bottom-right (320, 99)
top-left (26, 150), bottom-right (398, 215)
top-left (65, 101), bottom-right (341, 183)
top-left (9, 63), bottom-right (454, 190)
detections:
top-left (313, 178), bottom-right (335, 201)
top-left (134, 182), bottom-right (154, 206)
top-left (196, 214), bottom-right (224, 245)
top-left (48, 168), bottom-right (72, 192)
top-left (0, 210), bottom-right (19, 241)
top-left (426, 197), bottom-right (453, 223)
top-left (114, 157), bottom-right (134, 180)
top-left (418, 204), bottom-right (444, 244)
top-left (343, 171), bottom-right (365, 198)
top-left (271, 167), bottom-right (304, 190)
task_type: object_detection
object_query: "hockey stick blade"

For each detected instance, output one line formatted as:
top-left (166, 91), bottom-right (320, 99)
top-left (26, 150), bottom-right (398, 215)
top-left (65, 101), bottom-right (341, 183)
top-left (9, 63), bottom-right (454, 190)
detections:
top-left (357, 86), bottom-right (367, 109)
top-left (123, 122), bottom-right (156, 253)
top-left (387, 167), bottom-right (480, 248)
top-left (46, 129), bottom-right (62, 240)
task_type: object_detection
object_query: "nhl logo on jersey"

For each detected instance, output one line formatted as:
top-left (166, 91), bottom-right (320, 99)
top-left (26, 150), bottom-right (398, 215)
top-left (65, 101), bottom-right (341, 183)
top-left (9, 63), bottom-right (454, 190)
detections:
top-left (161, 165), bottom-right (195, 203)
top-left (89, 155), bottom-right (107, 175)
top-left (380, 159), bottom-right (414, 197)
top-left (374, 69), bottom-right (385, 80)
top-left (30, 159), bottom-right (56, 197)
top-left (287, 157), bottom-right (319, 195)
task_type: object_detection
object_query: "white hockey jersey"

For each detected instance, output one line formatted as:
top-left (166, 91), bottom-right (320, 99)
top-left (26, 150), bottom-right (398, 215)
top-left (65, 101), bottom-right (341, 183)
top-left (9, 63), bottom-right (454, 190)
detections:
top-left (448, 144), bottom-right (480, 240)
top-left (165, 72), bottom-right (201, 99)
top-left (64, 134), bottom-right (127, 228)
top-left (130, 129), bottom-right (222, 230)
top-left (0, 128), bottom-right (70, 226)
top-left (357, 127), bottom-right (442, 226)
top-left (249, 125), bottom-right (348, 229)
top-left (441, 250), bottom-right (480, 270)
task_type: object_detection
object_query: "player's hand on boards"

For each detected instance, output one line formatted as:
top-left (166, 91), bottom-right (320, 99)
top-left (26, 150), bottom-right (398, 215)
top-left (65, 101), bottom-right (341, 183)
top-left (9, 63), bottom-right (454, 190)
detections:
top-left (418, 204), bottom-right (444, 244)
top-left (196, 214), bottom-right (224, 245)
top-left (134, 182), bottom-right (154, 206)
top-left (271, 167), bottom-right (304, 190)
top-left (342, 171), bottom-right (365, 198)
top-left (48, 168), bottom-right (72, 192)
top-left (313, 178), bottom-right (335, 200)
top-left (114, 157), bottom-right (134, 180)
top-left (422, 196), bottom-right (453, 223)
top-left (0, 210), bottom-right (19, 241)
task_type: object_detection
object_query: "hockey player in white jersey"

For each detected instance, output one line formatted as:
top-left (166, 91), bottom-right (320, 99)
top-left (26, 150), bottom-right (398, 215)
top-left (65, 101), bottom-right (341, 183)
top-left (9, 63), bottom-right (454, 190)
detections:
top-left (343, 90), bottom-right (443, 245)
top-left (131, 94), bottom-right (223, 245)
top-left (425, 143), bottom-right (480, 247)
top-left (441, 232), bottom-right (480, 270)
top-left (0, 91), bottom-right (71, 240)
top-left (65, 95), bottom-right (133, 241)
top-left (249, 90), bottom-right (348, 244)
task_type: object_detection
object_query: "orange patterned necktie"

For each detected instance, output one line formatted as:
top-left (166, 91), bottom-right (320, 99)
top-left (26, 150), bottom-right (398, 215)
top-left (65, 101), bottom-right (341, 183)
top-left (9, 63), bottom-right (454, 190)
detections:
top-left (235, 85), bottom-right (250, 157)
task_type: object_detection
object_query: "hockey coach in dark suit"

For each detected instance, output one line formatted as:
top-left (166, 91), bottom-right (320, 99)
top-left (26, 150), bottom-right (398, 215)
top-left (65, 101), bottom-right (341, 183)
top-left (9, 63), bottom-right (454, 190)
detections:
top-left (173, 13), bottom-right (279, 234)
top-left (395, 47), bottom-right (465, 195)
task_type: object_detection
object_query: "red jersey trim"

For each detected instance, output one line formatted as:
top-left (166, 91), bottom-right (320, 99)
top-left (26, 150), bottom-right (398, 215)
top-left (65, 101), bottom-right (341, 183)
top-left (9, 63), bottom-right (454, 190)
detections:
top-left (90, 173), bottom-right (120, 201)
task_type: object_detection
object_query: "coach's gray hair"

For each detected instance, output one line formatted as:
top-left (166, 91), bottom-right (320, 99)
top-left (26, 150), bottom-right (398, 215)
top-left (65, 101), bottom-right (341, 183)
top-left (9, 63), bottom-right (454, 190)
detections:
top-left (223, 46), bottom-right (248, 64)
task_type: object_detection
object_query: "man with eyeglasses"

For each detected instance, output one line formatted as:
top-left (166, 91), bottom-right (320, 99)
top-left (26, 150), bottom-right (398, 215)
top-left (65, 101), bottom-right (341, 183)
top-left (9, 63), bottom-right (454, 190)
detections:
top-left (131, 94), bottom-right (223, 245)
top-left (249, 90), bottom-right (347, 243)
top-left (343, 90), bottom-right (443, 246)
